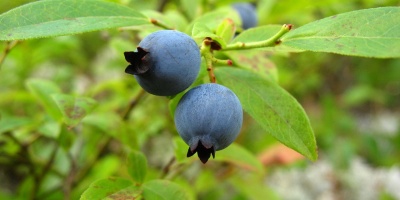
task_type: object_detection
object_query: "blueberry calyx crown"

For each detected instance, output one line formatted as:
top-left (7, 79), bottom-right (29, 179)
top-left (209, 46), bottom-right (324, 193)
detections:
top-left (187, 140), bottom-right (216, 164)
top-left (124, 47), bottom-right (150, 75)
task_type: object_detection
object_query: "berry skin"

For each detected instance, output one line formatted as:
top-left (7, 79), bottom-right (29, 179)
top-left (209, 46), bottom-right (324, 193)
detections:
top-left (232, 3), bottom-right (258, 30)
top-left (124, 30), bottom-right (201, 96)
top-left (174, 83), bottom-right (243, 163)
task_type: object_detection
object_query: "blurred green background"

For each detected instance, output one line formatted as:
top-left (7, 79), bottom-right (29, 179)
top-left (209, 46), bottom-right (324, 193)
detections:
top-left (0, 0), bottom-right (399, 199)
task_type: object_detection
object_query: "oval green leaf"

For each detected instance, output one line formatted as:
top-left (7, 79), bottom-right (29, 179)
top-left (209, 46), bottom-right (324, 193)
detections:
top-left (126, 150), bottom-right (148, 184)
top-left (216, 18), bottom-right (236, 44)
top-left (215, 143), bottom-right (264, 174)
top-left (173, 136), bottom-right (193, 163)
top-left (222, 50), bottom-right (278, 82)
top-left (80, 177), bottom-right (141, 200)
top-left (282, 7), bottom-right (400, 58)
top-left (142, 180), bottom-right (190, 200)
top-left (215, 67), bottom-right (317, 161)
top-left (0, 0), bottom-right (150, 41)
top-left (0, 116), bottom-right (31, 135)
top-left (82, 113), bottom-right (123, 137)
top-left (25, 79), bottom-right (63, 120)
top-left (57, 126), bottom-right (75, 150)
top-left (192, 22), bottom-right (226, 48)
top-left (51, 94), bottom-right (97, 128)
top-left (186, 7), bottom-right (241, 35)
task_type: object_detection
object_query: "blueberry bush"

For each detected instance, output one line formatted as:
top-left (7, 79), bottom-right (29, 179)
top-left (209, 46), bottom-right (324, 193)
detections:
top-left (0, 0), bottom-right (399, 199)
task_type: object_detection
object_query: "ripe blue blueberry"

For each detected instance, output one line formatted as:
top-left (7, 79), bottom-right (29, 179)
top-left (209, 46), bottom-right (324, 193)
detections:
top-left (124, 30), bottom-right (201, 96)
top-left (174, 83), bottom-right (243, 163)
top-left (232, 3), bottom-right (258, 30)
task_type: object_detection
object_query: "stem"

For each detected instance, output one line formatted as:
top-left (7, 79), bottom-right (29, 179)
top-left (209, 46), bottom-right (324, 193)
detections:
top-left (4, 131), bottom-right (23, 146)
top-left (4, 131), bottom-right (41, 199)
top-left (160, 160), bottom-right (193, 180)
top-left (200, 38), bottom-right (216, 83)
top-left (157, 0), bottom-right (169, 12)
top-left (212, 57), bottom-right (233, 66)
top-left (72, 137), bottom-right (111, 182)
top-left (221, 24), bottom-right (292, 51)
top-left (63, 152), bottom-right (77, 200)
top-left (39, 143), bottom-right (58, 179)
top-left (149, 18), bottom-right (175, 30)
top-left (159, 157), bottom-right (176, 179)
top-left (122, 89), bottom-right (147, 120)
top-left (0, 40), bottom-right (19, 69)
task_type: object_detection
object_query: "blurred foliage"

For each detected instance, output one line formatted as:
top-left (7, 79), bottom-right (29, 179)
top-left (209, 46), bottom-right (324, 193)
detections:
top-left (1, 0), bottom-right (399, 199)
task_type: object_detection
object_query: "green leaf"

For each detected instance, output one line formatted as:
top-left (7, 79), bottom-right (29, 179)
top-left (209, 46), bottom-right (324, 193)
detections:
top-left (215, 67), bottom-right (317, 161)
top-left (222, 50), bottom-right (278, 82)
top-left (186, 7), bottom-right (241, 35)
top-left (215, 143), bottom-right (264, 174)
top-left (80, 177), bottom-right (141, 200)
top-left (164, 10), bottom-right (190, 31)
top-left (232, 25), bottom-right (280, 42)
top-left (216, 18), bottom-right (236, 44)
top-left (51, 94), bottom-right (97, 127)
top-left (25, 79), bottom-right (62, 120)
top-left (57, 126), bottom-right (75, 150)
top-left (231, 25), bottom-right (304, 52)
top-left (38, 120), bottom-right (61, 139)
top-left (192, 23), bottom-right (226, 48)
top-left (180, 0), bottom-right (199, 21)
top-left (173, 136), bottom-right (194, 163)
top-left (82, 112), bottom-right (122, 137)
top-left (282, 7), bottom-right (400, 58)
top-left (89, 156), bottom-right (121, 180)
top-left (142, 180), bottom-right (190, 200)
top-left (0, 0), bottom-right (150, 41)
top-left (140, 10), bottom-right (188, 31)
top-left (0, 116), bottom-right (31, 134)
top-left (126, 151), bottom-right (148, 184)
top-left (229, 175), bottom-right (280, 200)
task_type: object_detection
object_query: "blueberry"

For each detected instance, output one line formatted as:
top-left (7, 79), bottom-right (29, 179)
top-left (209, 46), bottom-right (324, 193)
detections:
top-left (124, 30), bottom-right (201, 96)
top-left (232, 3), bottom-right (258, 30)
top-left (174, 83), bottom-right (243, 163)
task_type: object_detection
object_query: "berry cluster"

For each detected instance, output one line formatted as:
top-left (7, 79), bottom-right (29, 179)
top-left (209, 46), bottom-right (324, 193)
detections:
top-left (124, 30), bottom-right (243, 163)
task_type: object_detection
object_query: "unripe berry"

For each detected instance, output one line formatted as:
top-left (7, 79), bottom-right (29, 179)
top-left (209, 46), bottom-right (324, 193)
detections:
top-left (174, 83), bottom-right (243, 163)
top-left (124, 30), bottom-right (201, 96)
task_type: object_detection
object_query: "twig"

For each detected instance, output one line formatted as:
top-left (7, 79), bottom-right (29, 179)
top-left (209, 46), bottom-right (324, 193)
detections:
top-left (39, 143), bottom-right (58, 179)
top-left (200, 38), bottom-right (217, 83)
top-left (4, 131), bottom-right (23, 146)
top-left (221, 24), bottom-right (292, 51)
top-left (122, 89), bottom-right (147, 120)
top-left (0, 40), bottom-right (19, 69)
top-left (212, 57), bottom-right (233, 66)
top-left (36, 137), bottom-right (112, 199)
top-left (63, 152), bottom-right (77, 200)
top-left (159, 157), bottom-right (176, 179)
top-left (72, 137), bottom-right (111, 184)
top-left (149, 18), bottom-right (175, 30)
